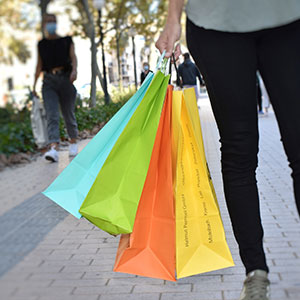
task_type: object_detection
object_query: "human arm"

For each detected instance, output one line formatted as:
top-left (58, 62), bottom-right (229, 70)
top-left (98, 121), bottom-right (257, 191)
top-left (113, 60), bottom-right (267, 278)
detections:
top-left (33, 47), bottom-right (42, 96)
top-left (155, 0), bottom-right (184, 58)
top-left (69, 42), bottom-right (77, 83)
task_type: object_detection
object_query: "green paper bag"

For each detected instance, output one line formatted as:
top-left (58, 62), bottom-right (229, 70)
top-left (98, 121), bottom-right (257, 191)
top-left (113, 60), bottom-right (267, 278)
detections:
top-left (79, 70), bottom-right (170, 235)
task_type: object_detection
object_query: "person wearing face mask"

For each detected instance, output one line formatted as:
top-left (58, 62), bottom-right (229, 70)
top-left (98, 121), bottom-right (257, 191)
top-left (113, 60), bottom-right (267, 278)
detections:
top-left (33, 13), bottom-right (79, 162)
top-left (140, 62), bottom-right (152, 85)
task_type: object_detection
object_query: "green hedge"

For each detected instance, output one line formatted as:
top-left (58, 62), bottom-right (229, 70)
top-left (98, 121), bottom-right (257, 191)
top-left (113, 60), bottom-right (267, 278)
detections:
top-left (0, 91), bottom-right (134, 156)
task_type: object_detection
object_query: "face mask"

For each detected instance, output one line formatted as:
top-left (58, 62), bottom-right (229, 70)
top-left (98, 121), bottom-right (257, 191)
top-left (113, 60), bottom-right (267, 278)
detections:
top-left (46, 22), bottom-right (57, 35)
top-left (144, 65), bottom-right (149, 71)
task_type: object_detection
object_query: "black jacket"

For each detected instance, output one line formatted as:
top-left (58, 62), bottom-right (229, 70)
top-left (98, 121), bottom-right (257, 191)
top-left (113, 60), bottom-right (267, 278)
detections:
top-left (178, 59), bottom-right (203, 85)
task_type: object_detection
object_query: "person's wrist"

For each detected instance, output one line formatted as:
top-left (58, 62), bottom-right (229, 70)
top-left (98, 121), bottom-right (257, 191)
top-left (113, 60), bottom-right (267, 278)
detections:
top-left (166, 17), bottom-right (181, 26)
top-left (167, 10), bottom-right (182, 23)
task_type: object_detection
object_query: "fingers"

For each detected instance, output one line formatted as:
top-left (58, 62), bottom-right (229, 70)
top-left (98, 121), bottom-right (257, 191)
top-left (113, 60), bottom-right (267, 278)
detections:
top-left (155, 41), bottom-right (174, 58)
top-left (156, 38), bottom-right (180, 60)
top-left (155, 35), bottom-right (167, 55)
top-left (174, 44), bottom-right (181, 60)
top-left (165, 39), bottom-right (176, 58)
top-left (155, 22), bottom-right (181, 58)
top-left (170, 44), bottom-right (181, 63)
top-left (165, 35), bottom-right (178, 58)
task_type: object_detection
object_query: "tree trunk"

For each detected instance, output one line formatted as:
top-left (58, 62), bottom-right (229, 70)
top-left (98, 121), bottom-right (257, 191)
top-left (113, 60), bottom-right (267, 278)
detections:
top-left (96, 62), bottom-right (104, 88)
top-left (79, 6), bottom-right (106, 100)
top-left (90, 37), bottom-right (97, 107)
top-left (116, 34), bottom-right (123, 90)
top-left (39, 0), bottom-right (51, 36)
top-left (97, 9), bottom-right (110, 105)
top-left (81, 0), bottom-right (97, 107)
top-left (115, 0), bottom-right (125, 90)
top-left (131, 36), bottom-right (137, 90)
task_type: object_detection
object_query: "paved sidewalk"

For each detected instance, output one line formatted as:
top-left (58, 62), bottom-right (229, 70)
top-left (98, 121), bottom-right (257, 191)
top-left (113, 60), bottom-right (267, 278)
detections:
top-left (0, 96), bottom-right (299, 300)
top-left (0, 139), bottom-right (90, 216)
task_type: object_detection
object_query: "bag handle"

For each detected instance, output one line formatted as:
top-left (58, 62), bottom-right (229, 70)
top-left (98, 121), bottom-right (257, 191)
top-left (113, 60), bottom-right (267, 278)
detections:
top-left (155, 50), bottom-right (172, 75)
top-left (169, 53), bottom-right (182, 87)
top-left (155, 50), bottom-right (166, 72)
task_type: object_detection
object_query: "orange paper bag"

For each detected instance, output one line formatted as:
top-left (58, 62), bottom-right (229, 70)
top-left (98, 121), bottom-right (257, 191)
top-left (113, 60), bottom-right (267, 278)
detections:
top-left (114, 85), bottom-right (175, 281)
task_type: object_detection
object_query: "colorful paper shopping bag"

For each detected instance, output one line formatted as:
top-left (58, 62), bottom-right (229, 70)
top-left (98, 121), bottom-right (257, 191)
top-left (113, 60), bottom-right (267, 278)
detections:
top-left (173, 88), bottom-right (234, 279)
top-left (183, 88), bottom-right (219, 208)
top-left (43, 73), bottom-right (154, 218)
top-left (79, 71), bottom-right (170, 235)
top-left (114, 85), bottom-right (175, 281)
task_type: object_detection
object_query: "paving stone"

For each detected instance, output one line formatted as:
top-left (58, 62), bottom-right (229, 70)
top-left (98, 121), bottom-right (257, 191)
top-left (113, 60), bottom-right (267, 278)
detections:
top-left (13, 286), bottom-right (73, 297)
top-left (193, 281), bottom-right (241, 291)
top-left (28, 272), bottom-right (84, 280)
top-left (9, 297), bottom-right (39, 300)
top-left (133, 284), bottom-right (191, 293)
top-left (174, 275), bottom-right (222, 284)
top-left (50, 278), bottom-right (107, 287)
top-left (83, 271), bottom-right (136, 279)
top-left (38, 296), bottom-right (98, 300)
top-left (273, 258), bottom-right (300, 266)
top-left (100, 294), bottom-right (160, 300)
top-left (107, 277), bottom-right (164, 285)
top-left (91, 259), bottom-right (116, 266)
top-left (161, 291), bottom-right (222, 300)
top-left (61, 265), bottom-right (111, 273)
top-left (74, 285), bottom-right (132, 295)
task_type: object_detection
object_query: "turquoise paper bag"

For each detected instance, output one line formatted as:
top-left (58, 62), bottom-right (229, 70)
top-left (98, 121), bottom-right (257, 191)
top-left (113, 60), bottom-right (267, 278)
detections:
top-left (43, 73), bottom-right (154, 218)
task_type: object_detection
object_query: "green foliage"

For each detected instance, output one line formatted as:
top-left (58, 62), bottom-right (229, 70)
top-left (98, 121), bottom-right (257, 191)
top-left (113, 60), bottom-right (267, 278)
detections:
top-left (0, 108), bottom-right (12, 124)
top-left (8, 38), bottom-right (31, 64)
top-left (0, 91), bottom-right (133, 156)
top-left (64, 0), bottom-right (168, 62)
top-left (106, 0), bottom-right (168, 54)
top-left (0, 110), bottom-right (35, 155)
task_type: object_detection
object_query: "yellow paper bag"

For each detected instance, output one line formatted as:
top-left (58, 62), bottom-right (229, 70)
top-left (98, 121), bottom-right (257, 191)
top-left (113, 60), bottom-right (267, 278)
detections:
top-left (171, 90), bottom-right (182, 188)
top-left (173, 88), bottom-right (234, 279)
top-left (183, 88), bottom-right (219, 209)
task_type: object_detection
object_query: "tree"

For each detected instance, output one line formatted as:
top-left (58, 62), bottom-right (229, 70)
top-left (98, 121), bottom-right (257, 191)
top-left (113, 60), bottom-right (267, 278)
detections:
top-left (82, 0), bottom-right (101, 107)
top-left (105, 0), bottom-right (168, 85)
top-left (130, 0), bottom-right (168, 60)
top-left (39, 0), bottom-right (51, 16)
top-left (64, 0), bottom-right (110, 106)
top-left (64, 0), bottom-right (169, 97)
top-left (39, 0), bottom-right (52, 35)
top-left (105, 0), bottom-right (128, 88)
top-left (0, 0), bottom-right (34, 65)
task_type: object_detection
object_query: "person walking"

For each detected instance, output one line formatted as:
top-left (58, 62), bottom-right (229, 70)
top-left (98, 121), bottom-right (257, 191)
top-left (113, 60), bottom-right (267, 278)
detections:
top-left (178, 52), bottom-right (204, 99)
top-left (140, 62), bottom-right (152, 85)
top-left (33, 13), bottom-right (79, 162)
top-left (156, 1), bottom-right (300, 300)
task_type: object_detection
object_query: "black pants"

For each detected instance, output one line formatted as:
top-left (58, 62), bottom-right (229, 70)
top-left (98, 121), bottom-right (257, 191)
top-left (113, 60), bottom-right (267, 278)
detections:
top-left (187, 18), bottom-right (300, 274)
top-left (42, 73), bottom-right (78, 144)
